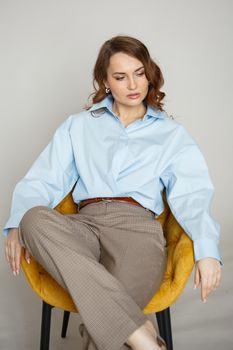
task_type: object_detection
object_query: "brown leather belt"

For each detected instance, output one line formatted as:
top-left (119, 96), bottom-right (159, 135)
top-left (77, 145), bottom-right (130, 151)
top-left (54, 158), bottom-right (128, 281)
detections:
top-left (78, 196), bottom-right (154, 214)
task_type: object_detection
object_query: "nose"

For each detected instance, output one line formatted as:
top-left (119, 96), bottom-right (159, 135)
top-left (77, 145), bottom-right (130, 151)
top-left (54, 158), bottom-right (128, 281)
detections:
top-left (127, 76), bottom-right (137, 90)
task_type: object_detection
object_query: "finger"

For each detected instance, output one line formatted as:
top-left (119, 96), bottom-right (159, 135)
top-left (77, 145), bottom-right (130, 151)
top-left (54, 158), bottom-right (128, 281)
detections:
top-left (9, 241), bottom-right (19, 276)
top-left (201, 282), bottom-right (207, 302)
top-left (194, 265), bottom-right (200, 289)
top-left (25, 249), bottom-right (31, 258)
top-left (205, 280), bottom-right (213, 298)
top-left (15, 245), bottom-right (22, 274)
top-left (213, 270), bottom-right (221, 289)
top-left (201, 276), bottom-right (211, 302)
top-left (5, 243), bottom-right (10, 263)
top-left (10, 243), bottom-right (17, 275)
top-left (6, 245), bottom-right (13, 271)
top-left (25, 249), bottom-right (31, 263)
top-left (211, 274), bottom-right (218, 290)
top-left (9, 248), bottom-right (16, 275)
top-left (203, 274), bottom-right (215, 300)
top-left (215, 271), bottom-right (222, 288)
top-left (209, 267), bottom-right (220, 292)
top-left (7, 241), bottom-right (13, 269)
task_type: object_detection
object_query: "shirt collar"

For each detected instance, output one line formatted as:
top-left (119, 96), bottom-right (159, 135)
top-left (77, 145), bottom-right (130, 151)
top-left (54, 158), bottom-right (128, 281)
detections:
top-left (88, 94), bottom-right (166, 120)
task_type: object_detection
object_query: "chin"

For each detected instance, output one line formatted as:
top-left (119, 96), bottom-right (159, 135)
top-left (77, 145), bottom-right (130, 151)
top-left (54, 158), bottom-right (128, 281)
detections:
top-left (123, 100), bottom-right (141, 108)
top-left (125, 96), bottom-right (145, 105)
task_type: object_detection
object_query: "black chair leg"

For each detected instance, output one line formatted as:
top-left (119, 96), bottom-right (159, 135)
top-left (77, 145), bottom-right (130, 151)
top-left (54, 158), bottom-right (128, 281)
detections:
top-left (61, 310), bottom-right (70, 338)
top-left (156, 307), bottom-right (173, 350)
top-left (40, 301), bottom-right (54, 350)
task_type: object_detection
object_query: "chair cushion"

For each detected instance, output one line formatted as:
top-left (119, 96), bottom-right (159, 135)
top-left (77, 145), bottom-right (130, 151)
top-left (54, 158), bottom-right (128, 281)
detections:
top-left (21, 190), bottom-right (194, 313)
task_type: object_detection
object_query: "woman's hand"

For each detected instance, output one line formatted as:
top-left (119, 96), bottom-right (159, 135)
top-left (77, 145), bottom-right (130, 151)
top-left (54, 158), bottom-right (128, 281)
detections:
top-left (4, 228), bottom-right (31, 276)
top-left (194, 257), bottom-right (222, 302)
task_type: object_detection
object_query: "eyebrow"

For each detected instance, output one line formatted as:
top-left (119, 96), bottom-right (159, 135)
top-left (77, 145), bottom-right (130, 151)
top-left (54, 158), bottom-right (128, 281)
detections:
top-left (112, 66), bottom-right (144, 75)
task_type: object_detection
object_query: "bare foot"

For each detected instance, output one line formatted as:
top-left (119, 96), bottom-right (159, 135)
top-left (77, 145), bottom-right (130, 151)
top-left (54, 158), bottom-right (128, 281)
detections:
top-left (144, 320), bottom-right (157, 337)
top-left (144, 320), bottom-right (167, 348)
top-left (125, 320), bottom-right (167, 349)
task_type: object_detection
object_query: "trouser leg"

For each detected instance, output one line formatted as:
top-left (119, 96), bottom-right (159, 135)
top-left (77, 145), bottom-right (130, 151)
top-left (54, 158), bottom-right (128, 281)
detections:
top-left (76, 201), bottom-right (167, 350)
top-left (19, 205), bottom-right (148, 350)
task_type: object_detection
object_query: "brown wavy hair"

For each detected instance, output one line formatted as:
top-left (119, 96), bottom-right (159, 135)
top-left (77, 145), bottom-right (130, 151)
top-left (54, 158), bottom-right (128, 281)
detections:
top-left (84, 35), bottom-right (166, 111)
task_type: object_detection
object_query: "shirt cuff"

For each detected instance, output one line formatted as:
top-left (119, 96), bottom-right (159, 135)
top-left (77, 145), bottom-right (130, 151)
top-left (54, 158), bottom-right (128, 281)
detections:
top-left (194, 238), bottom-right (223, 267)
top-left (2, 213), bottom-right (24, 236)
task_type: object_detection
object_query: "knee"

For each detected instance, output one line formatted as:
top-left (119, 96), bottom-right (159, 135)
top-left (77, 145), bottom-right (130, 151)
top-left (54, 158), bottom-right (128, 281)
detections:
top-left (19, 205), bottom-right (50, 237)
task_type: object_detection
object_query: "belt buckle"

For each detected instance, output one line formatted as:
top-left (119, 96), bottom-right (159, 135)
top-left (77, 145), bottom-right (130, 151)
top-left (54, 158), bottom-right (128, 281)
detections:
top-left (101, 198), bottom-right (113, 203)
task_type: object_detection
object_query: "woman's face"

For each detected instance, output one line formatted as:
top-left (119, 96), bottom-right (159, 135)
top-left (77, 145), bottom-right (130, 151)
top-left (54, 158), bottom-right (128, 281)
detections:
top-left (104, 52), bottom-right (149, 108)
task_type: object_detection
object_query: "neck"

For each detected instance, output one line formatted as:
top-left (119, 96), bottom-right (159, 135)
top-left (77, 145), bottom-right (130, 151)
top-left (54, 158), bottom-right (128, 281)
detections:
top-left (112, 100), bottom-right (147, 121)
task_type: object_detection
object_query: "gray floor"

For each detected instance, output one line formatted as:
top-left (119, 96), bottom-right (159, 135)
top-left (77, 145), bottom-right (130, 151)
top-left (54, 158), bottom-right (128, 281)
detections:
top-left (0, 241), bottom-right (232, 350)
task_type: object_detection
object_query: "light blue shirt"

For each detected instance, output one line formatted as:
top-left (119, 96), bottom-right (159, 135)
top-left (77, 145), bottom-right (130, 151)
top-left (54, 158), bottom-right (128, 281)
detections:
top-left (3, 94), bottom-right (223, 266)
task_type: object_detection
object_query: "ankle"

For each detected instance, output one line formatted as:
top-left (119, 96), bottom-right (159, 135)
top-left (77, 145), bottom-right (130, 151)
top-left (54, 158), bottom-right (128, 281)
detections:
top-left (126, 320), bottom-right (167, 350)
top-left (126, 321), bottom-right (158, 349)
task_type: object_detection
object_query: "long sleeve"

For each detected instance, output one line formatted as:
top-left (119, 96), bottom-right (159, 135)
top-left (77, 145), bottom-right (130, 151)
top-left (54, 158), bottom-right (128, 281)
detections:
top-left (3, 115), bottom-right (79, 237)
top-left (160, 124), bottom-right (223, 266)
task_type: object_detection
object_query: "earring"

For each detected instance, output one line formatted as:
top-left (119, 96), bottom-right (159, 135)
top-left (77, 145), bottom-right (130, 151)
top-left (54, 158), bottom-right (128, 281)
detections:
top-left (105, 87), bottom-right (110, 94)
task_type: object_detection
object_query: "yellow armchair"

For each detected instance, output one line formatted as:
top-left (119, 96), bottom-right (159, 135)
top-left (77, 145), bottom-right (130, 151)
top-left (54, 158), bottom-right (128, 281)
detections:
top-left (20, 189), bottom-right (195, 349)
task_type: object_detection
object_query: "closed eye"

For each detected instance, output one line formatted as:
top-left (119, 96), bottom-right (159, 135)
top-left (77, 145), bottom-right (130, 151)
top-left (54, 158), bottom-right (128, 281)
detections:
top-left (115, 72), bottom-right (145, 81)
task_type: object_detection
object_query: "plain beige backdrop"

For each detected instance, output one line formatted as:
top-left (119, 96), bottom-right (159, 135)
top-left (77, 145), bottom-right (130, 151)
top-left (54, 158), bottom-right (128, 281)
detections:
top-left (0, 0), bottom-right (232, 349)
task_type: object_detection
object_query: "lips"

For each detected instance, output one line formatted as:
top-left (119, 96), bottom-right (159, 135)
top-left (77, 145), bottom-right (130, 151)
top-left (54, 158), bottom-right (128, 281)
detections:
top-left (127, 93), bottom-right (140, 97)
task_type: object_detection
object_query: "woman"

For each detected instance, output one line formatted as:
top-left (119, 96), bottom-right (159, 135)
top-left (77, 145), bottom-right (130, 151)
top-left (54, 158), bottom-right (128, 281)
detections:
top-left (3, 35), bottom-right (222, 350)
